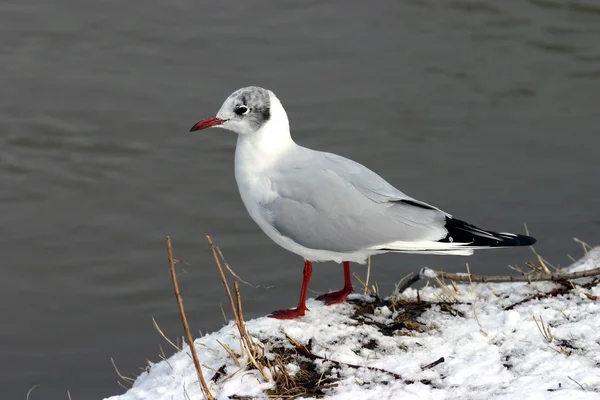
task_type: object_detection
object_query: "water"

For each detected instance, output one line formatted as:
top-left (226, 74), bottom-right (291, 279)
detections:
top-left (1, 1), bottom-right (600, 398)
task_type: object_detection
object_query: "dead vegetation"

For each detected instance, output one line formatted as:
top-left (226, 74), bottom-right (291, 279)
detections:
top-left (157, 237), bottom-right (424, 399)
top-left (149, 237), bottom-right (600, 399)
top-left (204, 236), bottom-right (406, 398)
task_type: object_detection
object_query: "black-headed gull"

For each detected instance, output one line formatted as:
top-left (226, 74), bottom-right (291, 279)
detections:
top-left (191, 86), bottom-right (536, 319)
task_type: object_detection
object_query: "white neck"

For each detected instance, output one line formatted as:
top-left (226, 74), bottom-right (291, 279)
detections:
top-left (235, 94), bottom-right (295, 171)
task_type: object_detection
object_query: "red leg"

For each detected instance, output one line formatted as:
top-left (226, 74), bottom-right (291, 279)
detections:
top-left (269, 260), bottom-right (312, 319)
top-left (316, 261), bottom-right (353, 305)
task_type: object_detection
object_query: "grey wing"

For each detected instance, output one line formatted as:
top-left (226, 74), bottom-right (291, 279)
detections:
top-left (321, 152), bottom-right (450, 215)
top-left (263, 155), bottom-right (449, 253)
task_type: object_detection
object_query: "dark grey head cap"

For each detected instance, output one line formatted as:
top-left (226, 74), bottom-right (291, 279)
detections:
top-left (215, 86), bottom-right (272, 134)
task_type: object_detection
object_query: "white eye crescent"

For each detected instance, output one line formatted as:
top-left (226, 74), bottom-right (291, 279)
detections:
top-left (234, 105), bottom-right (249, 116)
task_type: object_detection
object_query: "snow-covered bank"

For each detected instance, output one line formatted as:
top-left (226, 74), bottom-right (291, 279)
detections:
top-left (106, 249), bottom-right (600, 400)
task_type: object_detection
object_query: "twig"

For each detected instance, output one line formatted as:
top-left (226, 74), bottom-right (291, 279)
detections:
top-left (166, 237), bottom-right (213, 400)
top-left (434, 267), bottom-right (600, 282)
top-left (234, 281), bottom-right (246, 327)
top-left (504, 287), bottom-right (571, 311)
top-left (583, 292), bottom-right (598, 301)
top-left (396, 273), bottom-right (421, 294)
top-left (421, 357), bottom-right (445, 371)
top-left (396, 266), bottom-right (600, 293)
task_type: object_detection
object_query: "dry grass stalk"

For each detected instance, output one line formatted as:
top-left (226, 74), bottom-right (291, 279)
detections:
top-left (573, 238), bottom-right (592, 258)
top-left (352, 272), bottom-right (376, 297)
top-left (472, 303), bottom-right (488, 336)
top-left (433, 275), bottom-right (459, 303)
top-left (206, 236), bottom-right (241, 326)
top-left (111, 357), bottom-right (135, 389)
top-left (390, 274), bottom-right (413, 306)
top-left (217, 340), bottom-right (241, 367)
top-left (524, 225), bottom-right (553, 274)
top-left (536, 254), bottom-right (552, 275)
top-left (550, 345), bottom-right (572, 357)
top-left (207, 237), bottom-right (348, 398)
top-left (233, 281), bottom-right (269, 380)
top-left (152, 318), bottom-right (182, 352)
top-left (465, 263), bottom-right (473, 286)
top-left (215, 244), bottom-right (256, 287)
top-left (206, 236), bottom-right (269, 381)
top-left (364, 256), bottom-right (371, 295)
top-left (532, 314), bottom-right (571, 356)
top-left (219, 303), bottom-right (229, 323)
top-left (567, 375), bottom-right (586, 390)
top-left (166, 237), bottom-right (214, 400)
top-left (393, 273), bottom-right (422, 301)
top-left (183, 385), bottom-right (191, 400)
top-left (508, 263), bottom-right (528, 276)
top-left (450, 280), bottom-right (459, 293)
top-left (158, 345), bottom-right (174, 370)
top-left (533, 315), bottom-right (553, 343)
top-left (372, 282), bottom-right (380, 298)
top-left (526, 262), bottom-right (543, 274)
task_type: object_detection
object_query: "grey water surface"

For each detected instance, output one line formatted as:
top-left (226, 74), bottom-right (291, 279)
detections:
top-left (1, 1), bottom-right (600, 399)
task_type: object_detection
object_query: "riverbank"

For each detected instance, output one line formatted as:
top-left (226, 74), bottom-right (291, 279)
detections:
top-left (106, 247), bottom-right (600, 400)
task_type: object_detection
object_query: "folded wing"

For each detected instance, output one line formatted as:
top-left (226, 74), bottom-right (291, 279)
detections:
top-left (262, 150), bottom-right (453, 253)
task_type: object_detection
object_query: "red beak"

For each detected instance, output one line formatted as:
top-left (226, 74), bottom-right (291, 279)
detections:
top-left (190, 117), bottom-right (224, 132)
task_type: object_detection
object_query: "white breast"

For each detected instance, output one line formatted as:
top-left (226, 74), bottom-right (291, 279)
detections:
top-left (234, 132), bottom-right (286, 241)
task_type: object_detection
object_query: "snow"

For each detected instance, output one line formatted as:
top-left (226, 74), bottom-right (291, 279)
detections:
top-left (106, 248), bottom-right (600, 400)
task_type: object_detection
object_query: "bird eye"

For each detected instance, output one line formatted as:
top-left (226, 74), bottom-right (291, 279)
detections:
top-left (235, 106), bottom-right (249, 116)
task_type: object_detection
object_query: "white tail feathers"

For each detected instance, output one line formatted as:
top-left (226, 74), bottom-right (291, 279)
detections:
top-left (370, 240), bottom-right (475, 256)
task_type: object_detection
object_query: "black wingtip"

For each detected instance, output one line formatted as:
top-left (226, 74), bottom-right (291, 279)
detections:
top-left (513, 234), bottom-right (537, 246)
top-left (441, 217), bottom-right (537, 247)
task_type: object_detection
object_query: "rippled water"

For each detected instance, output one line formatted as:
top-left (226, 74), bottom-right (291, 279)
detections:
top-left (1, 1), bottom-right (600, 398)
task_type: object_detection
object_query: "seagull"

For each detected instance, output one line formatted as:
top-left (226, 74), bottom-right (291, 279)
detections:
top-left (190, 86), bottom-right (536, 319)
